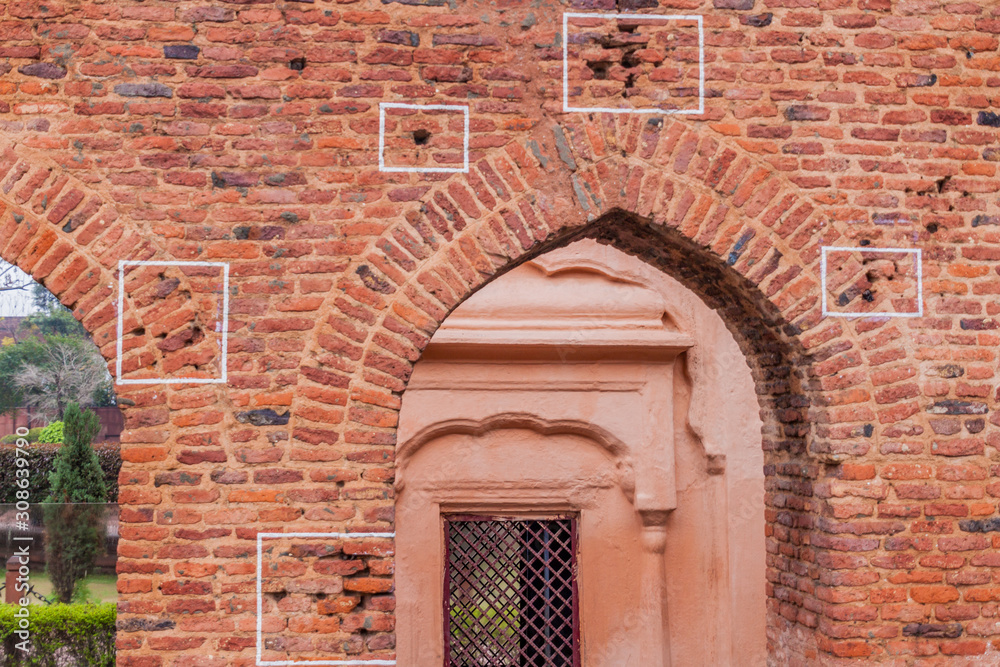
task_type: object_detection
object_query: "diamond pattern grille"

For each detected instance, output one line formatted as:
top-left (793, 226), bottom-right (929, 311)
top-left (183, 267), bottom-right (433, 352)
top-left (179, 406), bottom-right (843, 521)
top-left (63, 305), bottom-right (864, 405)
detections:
top-left (445, 517), bottom-right (578, 667)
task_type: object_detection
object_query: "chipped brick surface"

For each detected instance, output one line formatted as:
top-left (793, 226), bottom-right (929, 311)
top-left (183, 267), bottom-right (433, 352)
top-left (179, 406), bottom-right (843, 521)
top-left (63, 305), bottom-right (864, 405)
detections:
top-left (0, 0), bottom-right (999, 663)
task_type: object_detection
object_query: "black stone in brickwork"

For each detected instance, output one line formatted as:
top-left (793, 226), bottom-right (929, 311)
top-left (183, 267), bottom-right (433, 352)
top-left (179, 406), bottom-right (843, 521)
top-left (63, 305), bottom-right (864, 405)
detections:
top-left (164, 45), bottom-right (200, 60)
top-left (960, 318), bottom-right (998, 330)
top-left (977, 111), bottom-right (1000, 127)
top-left (236, 409), bottom-right (290, 426)
top-left (18, 63), bottom-right (67, 79)
top-left (902, 623), bottom-right (962, 639)
top-left (972, 214), bottom-right (1000, 226)
top-left (959, 518), bottom-right (1000, 533)
top-left (377, 30), bottom-right (420, 47)
top-left (233, 226), bottom-right (285, 241)
top-left (742, 13), bottom-right (772, 27)
top-left (619, 0), bottom-right (659, 9)
top-left (114, 83), bottom-right (173, 98)
top-left (117, 618), bottom-right (176, 632)
top-left (566, 0), bottom-right (615, 9)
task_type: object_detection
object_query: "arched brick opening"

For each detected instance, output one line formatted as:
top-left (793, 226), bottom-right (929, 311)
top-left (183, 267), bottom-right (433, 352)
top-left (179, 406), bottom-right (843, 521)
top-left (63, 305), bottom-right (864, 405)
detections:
top-left (305, 119), bottom-right (851, 662)
top-left (384, 208), bottom-right (822, 662)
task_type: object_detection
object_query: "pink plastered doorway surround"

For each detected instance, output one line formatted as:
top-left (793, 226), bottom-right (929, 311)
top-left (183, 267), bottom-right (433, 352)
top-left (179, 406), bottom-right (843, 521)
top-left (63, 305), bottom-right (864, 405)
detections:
top-left (395, 239), bottom-right (767, 666)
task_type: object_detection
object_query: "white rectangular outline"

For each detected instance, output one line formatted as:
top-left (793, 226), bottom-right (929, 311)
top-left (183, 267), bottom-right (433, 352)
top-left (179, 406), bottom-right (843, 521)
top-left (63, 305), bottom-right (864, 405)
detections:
top-left (115, 260), bottom-right (230, 385)
top-left (257, 532), bottom-right (397, 666)
top-left (820, 246), bottom-right (923, 319)
top-left (562, 12), bottom-right (705, 115)
top-left (378, 103), bottom-right (470, 174)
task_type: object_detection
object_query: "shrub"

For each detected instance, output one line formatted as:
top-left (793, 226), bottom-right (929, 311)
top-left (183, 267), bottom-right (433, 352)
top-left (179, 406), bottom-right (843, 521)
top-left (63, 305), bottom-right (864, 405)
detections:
top-left (45, 404), bottom-right (106, 603)
top-left (0, 603), bottom-right (115, 666)
top-left (37, 421), bottom-right (63, 444)
top-left (2, 428), bottom-right (44, 444)
top-left (0, 442), bottom-right (119, 503)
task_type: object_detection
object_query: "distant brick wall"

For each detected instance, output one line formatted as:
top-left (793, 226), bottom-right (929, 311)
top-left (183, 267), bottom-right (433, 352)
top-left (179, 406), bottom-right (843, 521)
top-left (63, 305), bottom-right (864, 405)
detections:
top-left (0, 406), bottom-right (123, 440)
top-left (1, 0), bottom-right (1000, 663)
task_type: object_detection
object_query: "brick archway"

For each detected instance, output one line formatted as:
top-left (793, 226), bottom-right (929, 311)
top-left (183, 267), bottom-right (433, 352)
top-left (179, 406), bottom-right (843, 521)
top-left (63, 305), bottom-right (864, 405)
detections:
top-left (302, 118), bottom-right (857, 662)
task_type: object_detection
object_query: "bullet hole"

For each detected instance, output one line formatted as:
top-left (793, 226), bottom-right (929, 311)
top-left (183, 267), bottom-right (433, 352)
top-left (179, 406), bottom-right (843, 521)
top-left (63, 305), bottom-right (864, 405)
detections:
top-left (926, 222), bottom-right (939, 234)
top-left (623, 72), bottom-right (637, 98)
top-left (131, 327), bottom-right (145, 336)
top-left (859, 239), bottom-right (871, 246)
top-left (412, 128), bottom-right (431, 145)
top-left (862, 289), bottom-right (875, 302)
top-left (289, 57), bottom-right (306, 71)
top-left (587, 61), bottom-right (611, 80)
top-left (620, 50), bottom-right (641, 98)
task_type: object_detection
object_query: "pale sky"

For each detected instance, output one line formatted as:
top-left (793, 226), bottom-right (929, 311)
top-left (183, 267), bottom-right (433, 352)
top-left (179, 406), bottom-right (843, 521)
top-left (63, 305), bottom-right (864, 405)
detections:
top-left (0, 259), bottom-right (41, 317)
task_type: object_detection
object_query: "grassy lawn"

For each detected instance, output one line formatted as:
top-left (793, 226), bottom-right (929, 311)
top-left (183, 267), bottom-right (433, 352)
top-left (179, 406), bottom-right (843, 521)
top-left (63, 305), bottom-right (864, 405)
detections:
top-left (26, 572), bottom-right (116, 604)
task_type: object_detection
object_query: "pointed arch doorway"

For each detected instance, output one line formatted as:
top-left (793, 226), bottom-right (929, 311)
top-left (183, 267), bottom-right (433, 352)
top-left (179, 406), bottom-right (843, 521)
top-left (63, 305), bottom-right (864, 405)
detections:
top-left (396, 239), bottom-right (767, 666)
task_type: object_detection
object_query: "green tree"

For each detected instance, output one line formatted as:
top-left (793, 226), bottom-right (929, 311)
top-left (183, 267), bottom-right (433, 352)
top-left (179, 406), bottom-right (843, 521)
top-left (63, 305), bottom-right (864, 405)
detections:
top-left (19, 302), bottom-right (87, 337)
top-left (31, 282), bottom-right (62, 313)
top-left (0, 337), bottom-right (49, 417)
top-left (0, 334), bottom-right (113, 420)
top-left (44, 403), bottom-right (107, 603)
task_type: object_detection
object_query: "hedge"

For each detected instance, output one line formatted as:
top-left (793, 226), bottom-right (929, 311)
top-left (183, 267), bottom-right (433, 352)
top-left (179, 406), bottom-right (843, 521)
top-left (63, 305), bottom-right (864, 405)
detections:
top-left (0, 603), bottom-right (115, 666)
top-left (0, 442), bottom-right (120, 503)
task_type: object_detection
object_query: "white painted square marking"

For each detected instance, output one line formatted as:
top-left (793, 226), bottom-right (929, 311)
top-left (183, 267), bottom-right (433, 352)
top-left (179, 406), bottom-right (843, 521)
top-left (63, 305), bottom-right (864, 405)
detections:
top-left (378, 102), bottom-right (470, 173)
top-left (115, 260), bottom-right (229, 384)
top-left (256, 532), bottom-right (397, 666)
top-left (821, 247), bottom-right (923, 319)
top-left (562, 12), bottom-right (705, 115)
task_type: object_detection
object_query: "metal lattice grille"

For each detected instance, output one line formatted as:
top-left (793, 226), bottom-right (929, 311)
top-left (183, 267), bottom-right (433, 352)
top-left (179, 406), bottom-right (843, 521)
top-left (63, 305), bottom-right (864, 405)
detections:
top-left (445, 517), bottom-right (578, 667)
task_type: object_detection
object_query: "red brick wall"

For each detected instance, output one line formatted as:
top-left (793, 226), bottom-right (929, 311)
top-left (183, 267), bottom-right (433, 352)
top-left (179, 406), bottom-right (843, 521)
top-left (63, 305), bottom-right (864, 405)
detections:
top-left (1, 0), bottom-right (1000, 663)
